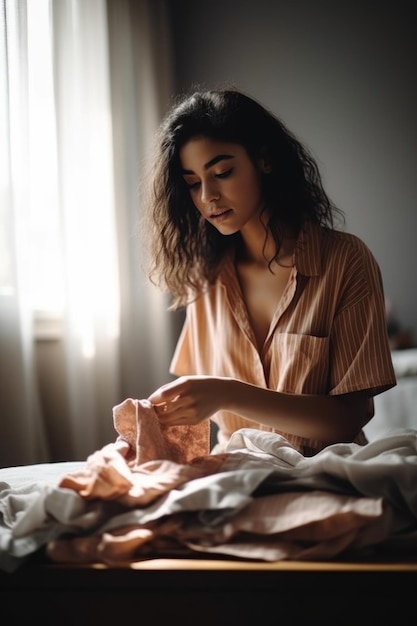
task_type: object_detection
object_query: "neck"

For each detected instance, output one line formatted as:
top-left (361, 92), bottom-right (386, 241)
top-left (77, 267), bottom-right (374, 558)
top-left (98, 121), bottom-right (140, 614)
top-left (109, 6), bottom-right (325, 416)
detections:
top-left (237, 225), bottom-right (296, 268)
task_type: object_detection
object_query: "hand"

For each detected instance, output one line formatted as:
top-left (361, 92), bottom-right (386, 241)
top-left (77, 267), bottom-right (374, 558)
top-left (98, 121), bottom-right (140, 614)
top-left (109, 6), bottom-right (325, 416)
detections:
top-left (148, 375), bottom-right (226, 425)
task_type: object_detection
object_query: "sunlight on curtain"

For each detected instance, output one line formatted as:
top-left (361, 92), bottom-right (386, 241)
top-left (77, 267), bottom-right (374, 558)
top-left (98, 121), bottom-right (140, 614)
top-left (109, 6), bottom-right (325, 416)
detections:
top-left (0, 0), bottom-right (175, 465)
top-left (51, 0), bottom-right (121, 456)
top-left (0, 0), bottom-right (50, 465)
top-left (26, 0), bottom-right (63, 315)
top-left (107, 0), bottom-right (175, 400)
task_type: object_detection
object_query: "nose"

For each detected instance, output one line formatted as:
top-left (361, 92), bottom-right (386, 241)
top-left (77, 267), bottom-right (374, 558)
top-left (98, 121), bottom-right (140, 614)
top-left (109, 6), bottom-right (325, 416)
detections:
top-left (200, 180), bottom-right (220, 204)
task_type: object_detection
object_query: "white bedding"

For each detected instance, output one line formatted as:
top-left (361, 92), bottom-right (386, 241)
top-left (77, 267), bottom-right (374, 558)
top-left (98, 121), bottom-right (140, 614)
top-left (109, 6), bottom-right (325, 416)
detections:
top-left (365, 349), bottom-right (417, 441)
top-left (390, 348), bottom-right (417, 377)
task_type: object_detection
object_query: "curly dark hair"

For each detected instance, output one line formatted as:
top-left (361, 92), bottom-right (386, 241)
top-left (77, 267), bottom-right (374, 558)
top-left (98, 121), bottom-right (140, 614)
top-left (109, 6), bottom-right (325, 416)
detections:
top-left (140, 87), bottom-right (344, 309)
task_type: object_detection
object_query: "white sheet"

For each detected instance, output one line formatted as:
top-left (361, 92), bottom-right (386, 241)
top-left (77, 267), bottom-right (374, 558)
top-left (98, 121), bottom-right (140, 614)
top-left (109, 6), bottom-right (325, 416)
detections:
top-left (365, 377), bottom-right (417, 441)
top-left (391, 348), bottom-right (417, 377)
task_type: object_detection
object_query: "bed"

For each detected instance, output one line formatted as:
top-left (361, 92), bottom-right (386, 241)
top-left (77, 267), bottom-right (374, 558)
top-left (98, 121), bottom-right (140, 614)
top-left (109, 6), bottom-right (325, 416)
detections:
top-left (364, 348), bottom-right (417, 441)
top-left (2, 381), bottom-right (417, 623)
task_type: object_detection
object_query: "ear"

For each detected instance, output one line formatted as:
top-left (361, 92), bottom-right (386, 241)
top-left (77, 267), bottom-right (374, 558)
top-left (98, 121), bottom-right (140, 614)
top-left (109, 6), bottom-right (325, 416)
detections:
top-left (260, 159), bottom-right (272, 173)
top-left (258, 147), bottom-right (272, 173)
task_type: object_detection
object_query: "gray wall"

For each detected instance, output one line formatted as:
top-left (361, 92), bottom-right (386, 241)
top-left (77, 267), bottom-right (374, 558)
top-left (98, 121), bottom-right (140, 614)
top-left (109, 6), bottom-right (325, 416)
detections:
top-left (168, 0), bottom-right (417, 339)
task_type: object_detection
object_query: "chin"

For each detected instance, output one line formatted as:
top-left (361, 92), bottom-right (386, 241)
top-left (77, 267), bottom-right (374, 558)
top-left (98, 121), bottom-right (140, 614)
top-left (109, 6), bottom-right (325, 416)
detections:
top-left (214, 224), bottom-right (240, 236)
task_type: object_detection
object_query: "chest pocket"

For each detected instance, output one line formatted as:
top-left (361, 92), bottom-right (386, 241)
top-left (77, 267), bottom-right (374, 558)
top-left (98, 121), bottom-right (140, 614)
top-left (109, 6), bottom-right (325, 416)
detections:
top-left (270, 332), bottom-right (330, 394)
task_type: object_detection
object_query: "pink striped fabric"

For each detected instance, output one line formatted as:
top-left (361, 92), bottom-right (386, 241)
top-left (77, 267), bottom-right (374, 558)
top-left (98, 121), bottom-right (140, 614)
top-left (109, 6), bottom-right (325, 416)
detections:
top-left (170, 221), bottom-right (396, 456)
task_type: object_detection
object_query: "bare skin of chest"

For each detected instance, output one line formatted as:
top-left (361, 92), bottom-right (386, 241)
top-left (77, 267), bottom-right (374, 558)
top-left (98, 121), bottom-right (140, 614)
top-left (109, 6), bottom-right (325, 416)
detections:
top-left (236, 261), bottom-right (292, 350)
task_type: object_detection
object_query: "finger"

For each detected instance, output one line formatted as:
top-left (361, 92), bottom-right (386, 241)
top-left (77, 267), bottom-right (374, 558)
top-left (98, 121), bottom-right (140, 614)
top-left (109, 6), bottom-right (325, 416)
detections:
top-left (151, 402), bottom-right (169, 418)
top-left (153, 395), bottom-right (182, 418)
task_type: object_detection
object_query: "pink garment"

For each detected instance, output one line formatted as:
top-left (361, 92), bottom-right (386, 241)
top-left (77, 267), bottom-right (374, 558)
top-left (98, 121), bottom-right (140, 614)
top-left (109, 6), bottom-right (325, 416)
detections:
top-left (112, 397), bottom-right (210, 465)
top-left (58, 398), bottom-right (217, 506)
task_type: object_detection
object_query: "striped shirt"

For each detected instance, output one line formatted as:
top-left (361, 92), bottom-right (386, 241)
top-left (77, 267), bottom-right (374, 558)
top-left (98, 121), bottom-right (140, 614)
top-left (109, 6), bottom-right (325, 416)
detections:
top-left (170, 221), bottom-right (396, 456)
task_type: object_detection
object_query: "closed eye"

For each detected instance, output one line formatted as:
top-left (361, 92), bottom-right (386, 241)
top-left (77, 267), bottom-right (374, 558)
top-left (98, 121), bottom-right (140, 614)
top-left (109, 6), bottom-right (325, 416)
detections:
top-left (185, 180), bottom-right (200, 190)
top-left (183, 168), bottom-right (233, 190)
top-left (215, 168), bottom-right (233, 179)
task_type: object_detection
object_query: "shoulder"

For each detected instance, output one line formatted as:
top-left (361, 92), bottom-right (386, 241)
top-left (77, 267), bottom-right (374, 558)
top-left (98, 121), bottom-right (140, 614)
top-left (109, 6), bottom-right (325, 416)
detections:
top-left (319, 223), bottom-right (380, 269)
top-left (298, 223), bottom-right (385, 312)
top-left (327, 229), bottom-right (374, 254)
top-left (321, 229), bottom-right (385, 311)
top-left (324, 229), bottom-right (382, 279)
top-left (297, 222), bottom-right (380, 276)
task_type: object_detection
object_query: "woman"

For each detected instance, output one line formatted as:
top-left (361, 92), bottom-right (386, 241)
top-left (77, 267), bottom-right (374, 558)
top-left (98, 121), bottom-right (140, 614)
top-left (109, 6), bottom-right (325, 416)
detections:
top-left (142, 87), bottom-right (396, 456)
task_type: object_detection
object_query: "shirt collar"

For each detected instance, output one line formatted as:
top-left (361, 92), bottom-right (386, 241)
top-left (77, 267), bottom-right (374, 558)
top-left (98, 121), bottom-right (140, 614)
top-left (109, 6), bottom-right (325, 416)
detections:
top-left (220, 220), bottom-right (323, 282)
top-left (294, 221), bottom-right (322, 277)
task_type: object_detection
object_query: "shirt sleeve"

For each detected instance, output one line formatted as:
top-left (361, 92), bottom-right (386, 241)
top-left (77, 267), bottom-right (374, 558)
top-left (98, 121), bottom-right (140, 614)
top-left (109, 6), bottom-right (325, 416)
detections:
top-left (329, 241), bottom-right (396, 397)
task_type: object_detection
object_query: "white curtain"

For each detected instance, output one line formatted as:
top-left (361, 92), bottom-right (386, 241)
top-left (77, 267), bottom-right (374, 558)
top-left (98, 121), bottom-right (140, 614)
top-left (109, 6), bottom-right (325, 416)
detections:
top-left (0, 0), bottom-right (175, 466)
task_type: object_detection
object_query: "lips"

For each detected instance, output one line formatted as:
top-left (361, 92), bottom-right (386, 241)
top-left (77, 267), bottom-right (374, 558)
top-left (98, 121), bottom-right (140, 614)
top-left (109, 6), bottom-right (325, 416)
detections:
top-left (209, 208), bottom-right (232, 219)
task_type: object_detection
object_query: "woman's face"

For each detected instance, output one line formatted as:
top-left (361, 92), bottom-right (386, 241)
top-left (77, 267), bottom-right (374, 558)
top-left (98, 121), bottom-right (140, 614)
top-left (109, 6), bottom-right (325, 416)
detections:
top-left (179, 136), bottom-right (266, 235)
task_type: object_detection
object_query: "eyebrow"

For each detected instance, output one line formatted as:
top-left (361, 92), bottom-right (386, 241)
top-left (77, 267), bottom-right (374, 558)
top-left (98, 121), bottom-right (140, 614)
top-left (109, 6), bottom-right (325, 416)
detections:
top-left (181, 153), bottom-right (235, 175)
